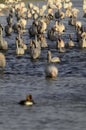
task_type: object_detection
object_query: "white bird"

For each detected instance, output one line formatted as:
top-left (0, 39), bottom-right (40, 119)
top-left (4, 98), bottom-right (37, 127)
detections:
top-left (56, 37), bottom-right (65, 52)
top-left (38, 34), bottom-right (48, 48)
top-left (18, 35), bottom-right (27, 50)
top-left (0, 53), bottom-right (6, 68)
top-left (45, 64), bottom-right (58, 78)
top-left (47, 50), bottom-right (60, 63)
top-left (15, 37), bottom-right (24, 55)
top-left (56, 37), bottom-right (65, 49)
top-left (66, 34), bottom-right (74, 47)
top-left (29, 36), bottom-right (41, 60)
top-left (54, 20), bottom-right (65, 34)
top-left (79, 37), bottom-right (86, 48)
top-left (0, 25), bottom-right (8, 50)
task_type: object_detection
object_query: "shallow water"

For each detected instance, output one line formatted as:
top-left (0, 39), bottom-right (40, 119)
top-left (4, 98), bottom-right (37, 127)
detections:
top-left (0, 0), bottom-right (86, 130)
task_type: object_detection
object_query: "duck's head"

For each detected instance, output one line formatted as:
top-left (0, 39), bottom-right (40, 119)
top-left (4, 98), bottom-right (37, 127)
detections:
top-left (26, 94), bottom-right (32, 101)
top-left (25, 94), bottom-right (35, 106)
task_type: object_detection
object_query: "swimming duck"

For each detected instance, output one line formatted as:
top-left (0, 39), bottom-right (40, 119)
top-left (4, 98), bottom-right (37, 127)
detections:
top-left (19, 94), bottom-right (35, 106)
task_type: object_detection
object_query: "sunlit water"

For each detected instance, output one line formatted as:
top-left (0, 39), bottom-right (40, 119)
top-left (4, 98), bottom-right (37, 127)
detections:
top-left (0, 0), bottom-right (86, 130)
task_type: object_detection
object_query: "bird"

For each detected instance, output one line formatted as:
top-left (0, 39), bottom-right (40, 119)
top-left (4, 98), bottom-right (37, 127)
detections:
top-left (47, 50), bottom-right (60, 63)
top-left (79, 36), bottom-right (86, 48)
top-left (66, 34), bottom-right (74, 48)
top-left (18, 34), bottom-right (27, 50)
top-left (47, 27), bottom-right (57, 41)
top-left (15, 36), bottom-right (24, 55)
top-left (38, 34), bottom-right (48, 48)
top-left (0, 36), bottom-right (8, 51)
top-left (5, 23), bottom-right (13, 36)
top-left (29, 36), bottom-right (41, 60)
top-left (0, 52), bottom-right (6, 68)
top-left (56, 37), bottom-right (65, 52)
top-left (68, 16), bottom-right (76, 26)
top-left (6, 15), bottom-right (13, 25)
top-left (18, 94), bottom-right (35, 106)
top-left (0, 38), bottom-right (8, 50)
top-left (45, 64), bottom-right (58, 78)
top-left (83, 12), bottom-right (86, 18)
top-left (54, 20), bottom-right (65, 34)
top-left (0, 24), bottom-right (8, 50)
top-left (55, 9), bottom-right (65, 20)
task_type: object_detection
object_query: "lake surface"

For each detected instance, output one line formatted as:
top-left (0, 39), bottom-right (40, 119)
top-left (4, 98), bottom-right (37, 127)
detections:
top-left (0, 0), bottom-right (86, 130)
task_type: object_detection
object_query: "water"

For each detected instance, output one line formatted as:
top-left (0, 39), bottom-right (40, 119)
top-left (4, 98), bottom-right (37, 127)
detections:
top-left (0, 0), bottom-right (86, 130)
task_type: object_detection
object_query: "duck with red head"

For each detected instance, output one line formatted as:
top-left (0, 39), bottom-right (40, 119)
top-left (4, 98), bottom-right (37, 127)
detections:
top-left (19, 94), bottom-right (35, 106)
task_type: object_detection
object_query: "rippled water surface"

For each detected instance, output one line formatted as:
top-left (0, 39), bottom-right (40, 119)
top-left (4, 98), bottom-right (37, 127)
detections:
top-left (0, 0), bottom-right (86, 130)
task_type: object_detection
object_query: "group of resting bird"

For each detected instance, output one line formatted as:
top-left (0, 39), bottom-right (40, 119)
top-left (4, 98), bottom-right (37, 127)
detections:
top-left (0, 0), bottom-right (86, 80)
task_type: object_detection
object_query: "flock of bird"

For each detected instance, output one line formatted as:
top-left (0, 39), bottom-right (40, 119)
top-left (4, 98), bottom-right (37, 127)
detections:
top-left (0, 0), bottom-right (86, 79)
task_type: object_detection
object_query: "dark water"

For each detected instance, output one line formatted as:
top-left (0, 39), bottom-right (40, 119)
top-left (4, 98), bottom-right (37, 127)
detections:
top-left (0, 0), bottom-right (86, 130)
